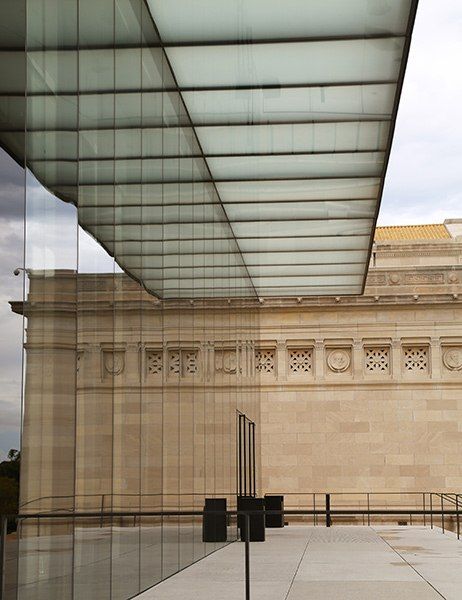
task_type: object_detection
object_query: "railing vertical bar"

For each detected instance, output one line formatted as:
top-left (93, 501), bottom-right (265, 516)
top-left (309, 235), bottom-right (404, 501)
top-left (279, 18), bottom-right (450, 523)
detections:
top-left (100, 494), bottom-right (105, 528)
top-left (313, 494), bottom-right (316, 526)
top-left (367, 493), bottom-right (370, 527)
top-left (423, 493), bottom-right (426, 527)
top-left (441, 495), bottom-right (445, 533)
top-left (245, 513), bottom-right (250, 600)
top-left (457, 495), bottom-right (460, 540)
top-left (430, 493), bottom-right (433, 529)
top-left (0, 515), bottom-right (7, 600)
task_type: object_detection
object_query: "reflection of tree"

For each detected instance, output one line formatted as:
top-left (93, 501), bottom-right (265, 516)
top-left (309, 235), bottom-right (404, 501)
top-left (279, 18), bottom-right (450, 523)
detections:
top-left (0, 449), bottom-right (20, 530)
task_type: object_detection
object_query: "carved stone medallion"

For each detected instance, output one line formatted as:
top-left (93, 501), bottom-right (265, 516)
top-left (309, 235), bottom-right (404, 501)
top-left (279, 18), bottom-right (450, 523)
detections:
top-left (443, 348), bottom-right (462, 371)
top-left (104, 351), bottom-right (125, 375)
top-left (327, 349), bottom-right (350, 373)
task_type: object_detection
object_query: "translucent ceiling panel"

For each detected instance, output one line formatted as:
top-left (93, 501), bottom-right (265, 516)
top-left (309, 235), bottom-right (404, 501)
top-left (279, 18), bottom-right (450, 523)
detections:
top-left (217, 178), bottom-right (381, 202)
top-left (208, 152), bottom-right (384, 180)
top-left (238, 235), bottom-right (370, 253)
top-left (129, 265), bottom-right (249, 281)
top-left (148, 0), bottom-right (412, 42)
top-left (26, 0), bottom-right (159, 48)
top-left (79, 92), bottom-right (188, 129)
top-left (79, 204), bottom-right (228, 226)
top-left (253, 285), bottom-right (361, 297)
top-left (233, 219), bottom-right (373, 239)
top-left (182, 84), bottom-right (395, 125)
top-left (110, 238), bottom-right (240, 257)
top-left (72, 182), bottom-right (219, 208)
top-left (247, 264), bottom-right (365, 277)
top-left (242, 249), bottom-right (369, 266)
top-left (196, 122), bottom-right (390, 155)
top-left (247, 275), bottom-right (364, 287)
top-left (224, 199), bottom-right (376, 222)
top-left (166, 39), bottom-right (405, 88)
top-left (121, 252), bottom-right (245, 269)
top-left (94, 222), bottom-right (235, 243)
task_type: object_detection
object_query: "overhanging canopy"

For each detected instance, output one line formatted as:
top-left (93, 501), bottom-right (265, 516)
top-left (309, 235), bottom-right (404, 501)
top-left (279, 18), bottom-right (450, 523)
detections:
top-left (0, 0), bottom-right (418, 298)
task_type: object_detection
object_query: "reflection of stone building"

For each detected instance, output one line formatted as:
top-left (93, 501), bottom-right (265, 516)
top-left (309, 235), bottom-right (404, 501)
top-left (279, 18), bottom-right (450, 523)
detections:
top-left (12, 221), bottom-right (462, 511)
top-left (13, 273), bottom-right (260, 515)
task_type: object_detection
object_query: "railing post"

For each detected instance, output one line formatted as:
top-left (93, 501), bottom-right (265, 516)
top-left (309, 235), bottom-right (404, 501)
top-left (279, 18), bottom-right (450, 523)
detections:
top-left (245, 513), bottom-right (250, 600)
top-left (441, 495), bottom-right (445, 533)
top-left (430, 493), bottom-right (433, 529)
top-left (456, 495), bottom-right (460, 540)
top-left (0, 515), bottom-right (7, 600)
top-left (100, 494), bottom-right (105, 528)
top-left (325, 494), bottom-right (331, 528)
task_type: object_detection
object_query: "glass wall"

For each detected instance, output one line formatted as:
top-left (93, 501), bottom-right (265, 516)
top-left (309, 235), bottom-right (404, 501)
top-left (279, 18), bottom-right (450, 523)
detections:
top-left (0, 1), bottom-right (260, 598)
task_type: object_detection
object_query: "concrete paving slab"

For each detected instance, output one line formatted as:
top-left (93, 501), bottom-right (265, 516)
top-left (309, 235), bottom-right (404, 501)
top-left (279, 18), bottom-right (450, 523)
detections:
top-left (137, 526), bottom-right (462, 600)
top-left (287, 581), bottom-right (443, 600)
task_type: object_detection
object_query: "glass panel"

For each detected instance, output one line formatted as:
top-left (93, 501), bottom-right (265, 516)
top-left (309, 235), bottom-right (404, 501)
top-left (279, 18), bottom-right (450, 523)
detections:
top-left (250, 274), bottom-right (364, 287)
top-left (197, 121), bottom-right (390, 155)
top-left (238, 235), bottom-right (370, 252)
top-left (149, 0), bottom-right (412, 42)
top-left (254, 284), bottom-right (362, 296)
top-left (247, 263), bottom-right (365, 277)
top-left (233, 218), bottom-right (374, 238)
top-left (242, 249), bottom-right (369, 266)
top-left (167, 39), bottom-right (405, 88)
top-left (208, 152), bottom-right (385, 180)
top-left (182, 84), bottom-right (396, 125)
top-left (217, 178), bottom-right (381, 202)
top-left (224, 199), bottom-right (376, 221)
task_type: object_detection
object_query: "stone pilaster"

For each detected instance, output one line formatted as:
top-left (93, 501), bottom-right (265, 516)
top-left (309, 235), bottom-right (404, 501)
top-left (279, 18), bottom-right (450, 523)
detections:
top-left (314, 339), bottom-right (324, 379)
top-left (430, 337), bottom-right (441, 379)
top-left (391, 339), bottom-right (401, 380)
top-left (275, 340), bottom-right (286, 381)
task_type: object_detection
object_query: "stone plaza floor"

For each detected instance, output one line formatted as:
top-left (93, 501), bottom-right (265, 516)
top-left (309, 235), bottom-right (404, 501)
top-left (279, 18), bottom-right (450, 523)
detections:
top-left (137, 525), bottom-right (462, 600)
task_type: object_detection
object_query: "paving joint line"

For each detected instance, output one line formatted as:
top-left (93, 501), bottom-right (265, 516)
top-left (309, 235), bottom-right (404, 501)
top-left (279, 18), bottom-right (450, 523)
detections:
top-left (283, 527), bottom-right (315, 600)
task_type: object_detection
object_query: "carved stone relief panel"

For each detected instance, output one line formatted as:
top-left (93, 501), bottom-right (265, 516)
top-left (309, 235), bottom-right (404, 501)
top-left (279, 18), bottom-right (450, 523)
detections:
top-left (255, 349), bottom-right (275, 374)
top-left (403, 346), bottom-right (429, 373)
top-left (183, 350), bottom-right (198, 376)
top-left (215, 348), bottom-right (238, 374)
top-left (168, 348), bottom-right (199, 377)
top-left (364, 347), bottom-right (390, 374)
top-left (102, 349), bottom-right (125, 378)
top-left (146, 350), bottom-right (163, 375)
top-left (326, 348), bottom-right (351, 373)
top-left (442, 347), bottom-right (462, 372)
top-left (168, 350), bottom-right (181, 376)
top-left (288, 348), bottom-right (313, 374)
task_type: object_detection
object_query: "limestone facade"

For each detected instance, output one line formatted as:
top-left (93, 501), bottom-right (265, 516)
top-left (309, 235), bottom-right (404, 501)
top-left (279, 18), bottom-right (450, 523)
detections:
top-left (259, 222), bottom-right (462, 496)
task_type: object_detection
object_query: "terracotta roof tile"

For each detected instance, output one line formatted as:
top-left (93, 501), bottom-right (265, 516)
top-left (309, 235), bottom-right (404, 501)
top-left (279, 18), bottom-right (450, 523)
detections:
top-left (374, 224), bottom-right (450, 241)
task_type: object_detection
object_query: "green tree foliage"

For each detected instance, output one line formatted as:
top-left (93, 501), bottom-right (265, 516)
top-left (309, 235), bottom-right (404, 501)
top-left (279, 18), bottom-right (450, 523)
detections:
top-left (0, 477), bottom-right (18, 515)
top-left (0, 449), bottom-right (20, 517)
top-left (0, 449), bottom-right (20, 484)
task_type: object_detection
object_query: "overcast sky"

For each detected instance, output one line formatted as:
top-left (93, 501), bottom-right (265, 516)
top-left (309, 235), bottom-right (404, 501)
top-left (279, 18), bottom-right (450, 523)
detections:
top-left (1, 1), bottom-right (462, 458)
top-left (378, 0), bottom-right (462, 225)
